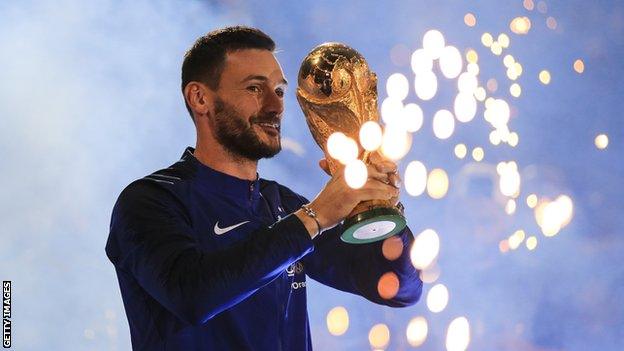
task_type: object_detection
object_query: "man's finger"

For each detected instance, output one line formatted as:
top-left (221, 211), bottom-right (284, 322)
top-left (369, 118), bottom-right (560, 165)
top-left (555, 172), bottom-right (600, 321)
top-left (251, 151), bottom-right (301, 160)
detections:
top-left (357, 179), bottom-right (400, 201)
top-left (370, 158), bottom-right (397, 174)
top-left (365, 164), bottom-right (390, 183)
top-left (389, 172), bottom-right (401, 188)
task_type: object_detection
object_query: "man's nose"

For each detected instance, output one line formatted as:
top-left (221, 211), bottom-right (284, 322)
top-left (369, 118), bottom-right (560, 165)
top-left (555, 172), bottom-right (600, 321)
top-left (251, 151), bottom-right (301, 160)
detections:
top-left (262, 90), bottom-right (284, 116)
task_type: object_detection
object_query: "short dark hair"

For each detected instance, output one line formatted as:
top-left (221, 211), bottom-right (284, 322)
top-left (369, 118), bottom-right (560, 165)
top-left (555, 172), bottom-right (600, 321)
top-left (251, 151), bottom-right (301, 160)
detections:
top-left (181, 26), bottom-right (276, 119)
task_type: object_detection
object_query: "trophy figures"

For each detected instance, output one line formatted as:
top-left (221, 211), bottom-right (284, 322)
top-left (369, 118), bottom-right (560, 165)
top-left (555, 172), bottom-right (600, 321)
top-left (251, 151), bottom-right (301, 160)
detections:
top-left (296, 42), bottom-right (406, 244)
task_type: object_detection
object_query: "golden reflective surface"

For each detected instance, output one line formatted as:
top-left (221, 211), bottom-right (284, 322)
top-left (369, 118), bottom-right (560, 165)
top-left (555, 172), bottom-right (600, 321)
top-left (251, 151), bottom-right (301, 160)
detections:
top-left (296, 43), bottom-right (396, 215)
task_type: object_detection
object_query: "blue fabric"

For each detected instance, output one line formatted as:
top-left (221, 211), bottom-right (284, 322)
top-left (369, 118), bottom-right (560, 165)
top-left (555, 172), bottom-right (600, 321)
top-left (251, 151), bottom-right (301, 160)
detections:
top-left (105, 147), bottom-right (422, 350)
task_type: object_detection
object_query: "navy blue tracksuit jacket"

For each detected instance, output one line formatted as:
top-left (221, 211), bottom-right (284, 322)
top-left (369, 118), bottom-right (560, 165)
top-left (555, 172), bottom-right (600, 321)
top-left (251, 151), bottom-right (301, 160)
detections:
top-left (105, 147), bottom-right (422, 350)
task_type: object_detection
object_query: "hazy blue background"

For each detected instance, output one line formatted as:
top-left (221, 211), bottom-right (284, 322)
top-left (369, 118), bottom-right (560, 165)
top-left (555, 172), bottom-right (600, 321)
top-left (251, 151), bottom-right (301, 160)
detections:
top-left (1, 0), bottom-right (622, 350)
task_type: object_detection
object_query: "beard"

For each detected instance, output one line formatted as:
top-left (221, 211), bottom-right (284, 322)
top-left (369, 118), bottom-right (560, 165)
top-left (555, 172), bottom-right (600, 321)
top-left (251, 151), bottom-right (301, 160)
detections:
top-left (212, 98), bottom-right (282, 161)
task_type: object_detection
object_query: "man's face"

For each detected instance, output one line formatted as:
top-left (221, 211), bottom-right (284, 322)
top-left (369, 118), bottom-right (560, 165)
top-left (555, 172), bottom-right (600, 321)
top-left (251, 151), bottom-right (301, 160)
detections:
top-left (210, 49), bottom-right (287, 161)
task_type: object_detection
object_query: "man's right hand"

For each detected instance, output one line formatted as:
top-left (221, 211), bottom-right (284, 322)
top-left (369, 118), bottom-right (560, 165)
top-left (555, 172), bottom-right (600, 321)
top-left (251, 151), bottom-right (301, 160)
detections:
top-left (294, 158), bottom-right (399, 238)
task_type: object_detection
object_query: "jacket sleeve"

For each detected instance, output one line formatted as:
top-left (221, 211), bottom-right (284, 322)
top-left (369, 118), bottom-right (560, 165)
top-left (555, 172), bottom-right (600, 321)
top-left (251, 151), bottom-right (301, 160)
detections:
top-left (105, 181), bottom-right (314, 326)
top-left (284, 189), bottom-right (422, 307)
top-left (303, 223), bottom-right (423, 307)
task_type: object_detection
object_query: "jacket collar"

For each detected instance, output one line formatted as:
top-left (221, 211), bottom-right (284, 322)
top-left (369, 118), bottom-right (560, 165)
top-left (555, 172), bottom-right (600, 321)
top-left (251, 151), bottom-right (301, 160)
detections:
top-left (181, 147), bottom-right (261, 199)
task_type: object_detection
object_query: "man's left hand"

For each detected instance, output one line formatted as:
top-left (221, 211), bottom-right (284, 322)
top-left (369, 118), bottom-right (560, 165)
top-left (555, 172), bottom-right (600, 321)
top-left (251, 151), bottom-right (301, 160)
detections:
top-left (318, 151), bottom-right (401, 206)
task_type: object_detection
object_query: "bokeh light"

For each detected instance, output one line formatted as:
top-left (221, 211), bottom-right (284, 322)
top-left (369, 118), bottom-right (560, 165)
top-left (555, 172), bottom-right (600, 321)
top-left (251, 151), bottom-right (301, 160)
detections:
top-left (546, 16), bottom-right (557, 30)
top-left (481, 32), bottom-right (493, 47)
top-left (368, 324), bottom-right (390, 349)
top-left (489, 130), bottom-right (501, 145)
top-left (454, 143), bottom-right (467, 159)
top-left (510, 83), bottom-right (522, 97)
top-left (344, 159), bottom-right (367, 189)
top-left (534, 195), bottom-right (575, 237)
top-left (414, 70), bottom-right (438, 100)
top-left (439, 46), bottom-right (463, 79)
top-left (445, 317), bottom-right (470, 351)
top-left (574, 59), bottom-right (585, 74)
top-left (411, 48), bottom-right (433, 74)
top-left (432, 110), bottom-right (455, 139)
top-left (526, 236), bottom-right (538, 250)
top-left (463, 13), bottom-right (476, 27)
top-left (595, 134), bottom-right (609, 149)
top-left (509, 229), bottom-right (526, 250)
top-left (527, 194), bottom-right (538, 208)
top-left (457, 72), bottom-right (478, 94)
top-left (474, 86), bottom-right (486, 101)
top-left (427, 168), bottom-right (449, 199)
top-left (377, 272), bottom-right (400, 299)
top-left (454, 93), bottom-right (477, 122)
top-left (485, 98), bottom-right (510, 129)
top-left (490, 41), bottom-right (502, 55)
top-left (467, 62), bottom-right (479, 75)
top-left (498, 161), bottom-right (521, 197)
top-left (539, 70), bottom-right (551, 84)
top-left (327, 132), bottom-right (359, 164)
top-left (390, 44), bottom-right (410, 67)
top-left (381, 96), bottom-right (404, 125)
top-left (486, 78), bottom-right (498, 92)
top-left (503, 54), bottom-right (515, 68)
top-left (423, 29), bottom-right (445, 59)
top-left (402, 103), bottom-right (424, 132)
top-left (406, 317), bottom-right (428, 347)
top-left (508, 132), bottom-right (519, 147)
top-left (420, 264), bottom-right (441, 284)
top-left (386, 73), bottom-right (409, 100)
top-left (326, 307), bottom-right (349, 336)
top-left (410, 229), bottom-right (440, 269)
top-left (556, 195), bottom-right (574, 227)
top-left (505, 199), bottom-right (517, 215)
top-left (465, 49), bottom-right (478, 63)
top-left (499, 239), bottom-right (510, 253)
top-left (498, 33), bottom-right (510, 48)
top-left (427, 283), bottom-right (449, 313)
top-left (359, 121), bottom-right (383, 151)
top-left (381, 125), bottom-right (412, 161)
top-left (507, 61), bottom-right (522, 80)
top-left (404, 161), bottom-right (427, 196)
top-left (382, 235), bottom-right (404, 261)
top-left (472, 147), bottom-right (484, 162)
top-left (510, 16), bottom-right (531, 34)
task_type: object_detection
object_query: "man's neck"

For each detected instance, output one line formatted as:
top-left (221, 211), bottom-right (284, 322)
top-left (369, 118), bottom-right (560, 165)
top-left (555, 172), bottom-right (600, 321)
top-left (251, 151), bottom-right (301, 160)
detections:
top-left (193, 138), bottom-right (258, 181)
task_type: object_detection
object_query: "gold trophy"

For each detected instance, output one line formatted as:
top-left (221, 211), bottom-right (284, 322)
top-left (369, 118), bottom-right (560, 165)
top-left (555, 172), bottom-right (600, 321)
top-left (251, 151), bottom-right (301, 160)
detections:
top-left (296, 42), bottom-right (406, 244)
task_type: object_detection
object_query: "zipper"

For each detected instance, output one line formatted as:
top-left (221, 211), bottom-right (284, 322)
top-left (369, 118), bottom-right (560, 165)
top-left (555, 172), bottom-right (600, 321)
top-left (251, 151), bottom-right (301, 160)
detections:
top-left (249, 182), bottom-right (254, 204)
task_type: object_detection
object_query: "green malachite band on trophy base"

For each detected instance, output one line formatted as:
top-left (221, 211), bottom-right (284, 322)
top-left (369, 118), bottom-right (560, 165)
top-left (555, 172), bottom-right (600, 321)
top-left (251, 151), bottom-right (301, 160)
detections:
top-left (341, 207), bottom-right (407, 244)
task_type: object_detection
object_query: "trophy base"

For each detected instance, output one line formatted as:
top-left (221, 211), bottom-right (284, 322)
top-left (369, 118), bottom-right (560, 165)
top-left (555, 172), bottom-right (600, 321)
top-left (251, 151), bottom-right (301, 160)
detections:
top-left (341, 207), bottom-right (406, 244)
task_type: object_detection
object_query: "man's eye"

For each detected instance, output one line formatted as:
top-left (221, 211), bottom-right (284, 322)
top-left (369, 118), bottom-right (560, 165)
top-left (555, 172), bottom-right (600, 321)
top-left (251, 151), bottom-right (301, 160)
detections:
top-left (275, 88), bottom-right (285, 97)
top-left (247, 86), bottom-right (261, 93)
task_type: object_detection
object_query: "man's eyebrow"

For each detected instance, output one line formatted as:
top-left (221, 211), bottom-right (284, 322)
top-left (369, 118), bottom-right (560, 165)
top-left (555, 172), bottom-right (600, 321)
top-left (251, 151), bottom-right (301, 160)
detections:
top-left (240, 75), bottom-right (288, 86)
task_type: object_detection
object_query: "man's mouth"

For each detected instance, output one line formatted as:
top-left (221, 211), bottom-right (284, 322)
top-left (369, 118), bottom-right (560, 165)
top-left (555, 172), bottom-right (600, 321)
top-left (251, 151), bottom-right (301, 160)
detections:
top-left (254, 122), bottom-right (281, 135)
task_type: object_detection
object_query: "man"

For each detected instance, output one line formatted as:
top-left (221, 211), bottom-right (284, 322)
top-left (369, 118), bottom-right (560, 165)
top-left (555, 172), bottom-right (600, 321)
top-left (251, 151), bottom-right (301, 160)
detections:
top-left (105, 26), bottom-right (422, 350)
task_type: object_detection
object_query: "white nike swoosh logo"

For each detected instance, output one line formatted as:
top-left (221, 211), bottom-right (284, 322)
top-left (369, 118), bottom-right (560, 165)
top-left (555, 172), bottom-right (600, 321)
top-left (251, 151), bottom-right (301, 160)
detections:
top-left (214, 221), bottom-right (250, 235)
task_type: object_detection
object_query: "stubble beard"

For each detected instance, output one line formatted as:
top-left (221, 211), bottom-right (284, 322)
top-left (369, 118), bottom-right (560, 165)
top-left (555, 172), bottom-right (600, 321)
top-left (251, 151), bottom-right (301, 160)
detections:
top-left (213, 98), bottom-right (282, 161)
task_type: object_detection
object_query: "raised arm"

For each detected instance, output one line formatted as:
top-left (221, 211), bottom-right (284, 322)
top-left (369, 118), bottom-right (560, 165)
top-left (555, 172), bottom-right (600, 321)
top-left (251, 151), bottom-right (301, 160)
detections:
top-left (304, 224), bottom-right (422, 307)
top-left (295, 153), bottom-right (422, 306)
top-left (105, 181), bottom-right (314, 326)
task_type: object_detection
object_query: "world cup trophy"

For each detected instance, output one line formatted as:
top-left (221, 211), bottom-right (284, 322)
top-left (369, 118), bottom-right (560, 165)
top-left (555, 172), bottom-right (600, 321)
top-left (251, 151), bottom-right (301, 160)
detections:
top-left (296, 42), bottom-right (406, 244)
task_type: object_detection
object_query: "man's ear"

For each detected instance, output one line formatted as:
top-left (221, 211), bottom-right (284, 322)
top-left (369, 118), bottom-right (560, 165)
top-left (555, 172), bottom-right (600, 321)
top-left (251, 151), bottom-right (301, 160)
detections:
top-left (184, 81), bottom-right (215, 119)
